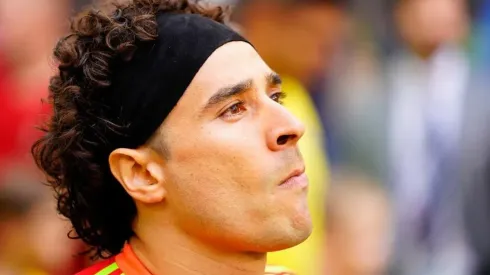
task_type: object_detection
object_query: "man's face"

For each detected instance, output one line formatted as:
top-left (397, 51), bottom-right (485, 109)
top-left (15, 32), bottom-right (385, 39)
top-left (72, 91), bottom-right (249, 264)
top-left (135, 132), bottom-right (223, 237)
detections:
top-left (397, 0), bottom-right (468, 52)
top-left (278, 4), bottom-right (344, 79)
top-left (0, 0), bottom-right (67, 64)
top-left (242, 2), bottom-right (345, 83)
top-left (159, 41), bottom-right (312, 252)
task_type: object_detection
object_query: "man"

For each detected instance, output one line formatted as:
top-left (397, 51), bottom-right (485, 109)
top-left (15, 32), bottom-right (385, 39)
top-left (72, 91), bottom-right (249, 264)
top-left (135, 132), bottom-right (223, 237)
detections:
top-left (0, 0), bottom-right (70, 169)
top-left (329, 0), bottom-right (475, 274)
top-left (324, 172), bottom-right (391, 275)
top-left (231, 1), bottom-right (342, 273)
top-left (0, 169), bottom-right (81, 275)
top-left (32, 0), bottom-right (311, 274)
top-left (231, 0), bottom-right (345, 85)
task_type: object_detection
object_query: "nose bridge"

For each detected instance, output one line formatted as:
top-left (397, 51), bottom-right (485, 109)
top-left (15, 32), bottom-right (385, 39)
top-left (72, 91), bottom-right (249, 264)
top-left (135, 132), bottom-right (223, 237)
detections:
top-left (264, 99), bottom-right (305, 150)
top-left (280, 104), bottom-right (305, 135)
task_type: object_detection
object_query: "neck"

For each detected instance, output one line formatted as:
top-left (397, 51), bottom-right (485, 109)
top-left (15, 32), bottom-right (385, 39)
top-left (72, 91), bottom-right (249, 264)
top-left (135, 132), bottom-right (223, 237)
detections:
top-left (408, 43), bottom-right (440, 60)
top-left (130, 225), bottom-right (267, 275)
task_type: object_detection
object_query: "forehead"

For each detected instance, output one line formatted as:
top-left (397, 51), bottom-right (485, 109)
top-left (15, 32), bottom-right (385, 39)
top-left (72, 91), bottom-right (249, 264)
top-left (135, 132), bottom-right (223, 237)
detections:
top-left (184, 41), bottom-right (272, 100)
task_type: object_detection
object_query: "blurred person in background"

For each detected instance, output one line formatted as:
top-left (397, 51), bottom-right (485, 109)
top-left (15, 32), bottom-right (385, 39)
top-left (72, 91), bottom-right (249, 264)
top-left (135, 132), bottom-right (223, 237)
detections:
top-left (388, 9), bottom-right (471, 275)
top-left (324, 171), bottom-right (391, 275)
top-left (231, 0), bottom-right (346, 85)
top-left (462, 2), bottom-right (490, 274)
top-left (326, 0), bottom-right (480, 274)
top-left (0, 0), bottom-right (93, 273)
top-left (231, 1), bottom-right (347, 274)
top-left (463, 102), bottom-right (490, 275)
top-left (0, 169), bottom-right (81, 275)
top-left (0, 0), bottom-right (71, 170)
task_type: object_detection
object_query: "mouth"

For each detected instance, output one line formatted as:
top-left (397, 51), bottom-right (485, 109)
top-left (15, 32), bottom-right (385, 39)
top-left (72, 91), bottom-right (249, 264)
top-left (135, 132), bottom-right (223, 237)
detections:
top-left (279, 167), bottom-right (308, 189)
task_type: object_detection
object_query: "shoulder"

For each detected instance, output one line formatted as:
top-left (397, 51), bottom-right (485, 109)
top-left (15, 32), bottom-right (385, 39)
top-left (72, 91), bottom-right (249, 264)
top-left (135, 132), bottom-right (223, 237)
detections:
top-left (75, 257), bottom-right (121, 275)
top-left (264, 265), bottom-right (296, 274)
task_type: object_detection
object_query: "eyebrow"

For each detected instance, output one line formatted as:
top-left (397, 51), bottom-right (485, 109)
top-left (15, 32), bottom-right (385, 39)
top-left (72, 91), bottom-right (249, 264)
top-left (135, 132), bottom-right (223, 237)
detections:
top-left (202, 78), bottom-right (253, 111)
top-left (266, 72), bottom-right (282, 86)
top-left (201, 72), bottom-right (282, 113)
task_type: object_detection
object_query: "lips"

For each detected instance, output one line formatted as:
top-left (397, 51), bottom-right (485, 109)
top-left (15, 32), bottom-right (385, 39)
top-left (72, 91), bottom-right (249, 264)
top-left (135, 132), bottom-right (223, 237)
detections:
top-left (283, 168), bottom-right (305, 182)
top-left (279, 167), bottom-right (308, 189)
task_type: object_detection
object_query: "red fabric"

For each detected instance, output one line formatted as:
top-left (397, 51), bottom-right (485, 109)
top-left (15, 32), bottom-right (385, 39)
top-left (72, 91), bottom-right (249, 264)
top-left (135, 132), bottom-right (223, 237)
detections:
top-left (115, 244), bottom-right (153, 275)
top-left (76, 243), bottom-right (295, 275)
top-left (0, 60), bottom-right (50, 172)
top-left (76, 244), bottom-right (152, 275)
top-left (75, 257), bottom-right (118, 275)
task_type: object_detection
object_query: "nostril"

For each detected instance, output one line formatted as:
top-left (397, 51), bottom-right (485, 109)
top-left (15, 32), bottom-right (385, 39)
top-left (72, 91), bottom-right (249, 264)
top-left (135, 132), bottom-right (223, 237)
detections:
top-left (277, 134), bottom-right (293, 146)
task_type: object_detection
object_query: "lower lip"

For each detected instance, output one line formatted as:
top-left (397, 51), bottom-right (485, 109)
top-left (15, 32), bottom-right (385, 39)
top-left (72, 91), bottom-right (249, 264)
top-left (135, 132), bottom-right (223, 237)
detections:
top-left (279, 172), bottom-right (309, 189)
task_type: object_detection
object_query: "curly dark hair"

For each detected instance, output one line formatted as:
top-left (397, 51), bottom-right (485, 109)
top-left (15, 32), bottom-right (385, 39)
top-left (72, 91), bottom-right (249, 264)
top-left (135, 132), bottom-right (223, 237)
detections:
top-left (32, 0), bottom-right (229, 259)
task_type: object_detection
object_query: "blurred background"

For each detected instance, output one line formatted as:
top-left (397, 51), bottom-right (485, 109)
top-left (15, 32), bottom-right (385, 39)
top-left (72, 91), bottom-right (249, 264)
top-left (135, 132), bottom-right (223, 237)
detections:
top-left (2, 0), bottom-right (490, 274)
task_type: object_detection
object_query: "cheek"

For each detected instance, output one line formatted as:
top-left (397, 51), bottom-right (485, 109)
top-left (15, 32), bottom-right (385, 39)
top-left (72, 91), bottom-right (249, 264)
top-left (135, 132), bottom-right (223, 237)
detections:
top-left (163, 123), bottom-right (281, 230)
top-left (169, 121), bottom-right (274, 185)
top-left (164, 156), bottom-right (273, 248)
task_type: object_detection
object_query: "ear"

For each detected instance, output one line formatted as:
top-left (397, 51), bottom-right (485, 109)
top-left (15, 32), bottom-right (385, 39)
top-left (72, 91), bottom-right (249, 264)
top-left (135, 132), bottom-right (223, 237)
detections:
top-left (109, 147), bottom-right (166, 204)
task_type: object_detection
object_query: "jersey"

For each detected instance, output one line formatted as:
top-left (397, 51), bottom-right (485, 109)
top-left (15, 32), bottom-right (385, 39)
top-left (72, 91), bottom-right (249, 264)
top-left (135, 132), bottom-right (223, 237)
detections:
top-left (76, 244), bottom-right (295, 275)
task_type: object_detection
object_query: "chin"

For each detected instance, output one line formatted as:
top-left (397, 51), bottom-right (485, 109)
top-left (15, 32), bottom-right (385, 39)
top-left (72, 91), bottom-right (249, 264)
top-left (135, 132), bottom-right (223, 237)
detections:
top-left (289, 198), bottom-right (313, 244)
top-left (259, 217), bottom-right (313, 253)
top-left (266, 230), bottom-right (313, 252)
top-left (288, 217), bottom-right (313, 247)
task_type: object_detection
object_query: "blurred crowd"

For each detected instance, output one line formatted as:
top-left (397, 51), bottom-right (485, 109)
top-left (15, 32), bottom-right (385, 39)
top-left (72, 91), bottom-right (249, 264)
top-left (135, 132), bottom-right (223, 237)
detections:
top-left (2, 0), bottom-right (490, 274)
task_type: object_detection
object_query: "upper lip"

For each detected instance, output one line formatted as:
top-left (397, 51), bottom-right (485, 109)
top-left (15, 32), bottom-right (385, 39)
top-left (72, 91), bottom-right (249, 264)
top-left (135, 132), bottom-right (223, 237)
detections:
top-left (280, 166), bottom-right (306, 185)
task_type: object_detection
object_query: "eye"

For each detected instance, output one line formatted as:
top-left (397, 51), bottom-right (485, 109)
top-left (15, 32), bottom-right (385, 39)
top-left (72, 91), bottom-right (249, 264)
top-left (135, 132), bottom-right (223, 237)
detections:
top-left (220, 101), bottom-right (246, 118)
top-left (271, 91), bottom-right (287, 104)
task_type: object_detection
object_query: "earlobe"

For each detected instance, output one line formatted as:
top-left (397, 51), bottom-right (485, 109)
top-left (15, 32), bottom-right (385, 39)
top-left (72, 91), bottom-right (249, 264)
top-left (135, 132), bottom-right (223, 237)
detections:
top-left (108, 148), bottom-right (167, 204)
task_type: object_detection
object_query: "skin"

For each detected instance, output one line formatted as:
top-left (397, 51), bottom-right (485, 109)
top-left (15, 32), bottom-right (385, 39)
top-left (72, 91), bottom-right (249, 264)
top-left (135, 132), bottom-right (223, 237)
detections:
top-left (395, 0), bottom-right (468, 59)
top-left (109, 41), bottom-right (312, 275)
top-left (0, 191), bottom-right (75, 274)
top-left (325, 181), bottom-right (391, 275)
top-left (0, 0), bottom-right (67, 66)
top-left (236, 1), bottom-right (345, 84)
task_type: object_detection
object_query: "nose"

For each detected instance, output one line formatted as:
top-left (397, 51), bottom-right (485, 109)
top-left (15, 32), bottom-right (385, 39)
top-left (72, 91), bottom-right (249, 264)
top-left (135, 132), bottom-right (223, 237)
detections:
top-left (265, 104), bottom-right (305, 151)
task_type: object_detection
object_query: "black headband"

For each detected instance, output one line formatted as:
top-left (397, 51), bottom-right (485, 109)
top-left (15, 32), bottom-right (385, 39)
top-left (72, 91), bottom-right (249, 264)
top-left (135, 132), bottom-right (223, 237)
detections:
top-left (105, 12), bottom-right (249, 148)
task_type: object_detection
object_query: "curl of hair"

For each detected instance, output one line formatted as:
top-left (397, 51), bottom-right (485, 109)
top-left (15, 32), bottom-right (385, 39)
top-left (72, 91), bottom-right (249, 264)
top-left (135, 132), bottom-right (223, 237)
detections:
top-left (32, 0), bottom-right (229, 259)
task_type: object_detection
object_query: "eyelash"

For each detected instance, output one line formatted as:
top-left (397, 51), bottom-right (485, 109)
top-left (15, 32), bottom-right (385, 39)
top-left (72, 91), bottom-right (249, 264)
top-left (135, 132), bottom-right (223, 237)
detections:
top-left (221, 101), bottom-right (246, 119)
top-left (220, 92), bottom-right (287, 119)
top-left (271, 91), bottom-right (287, 105)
